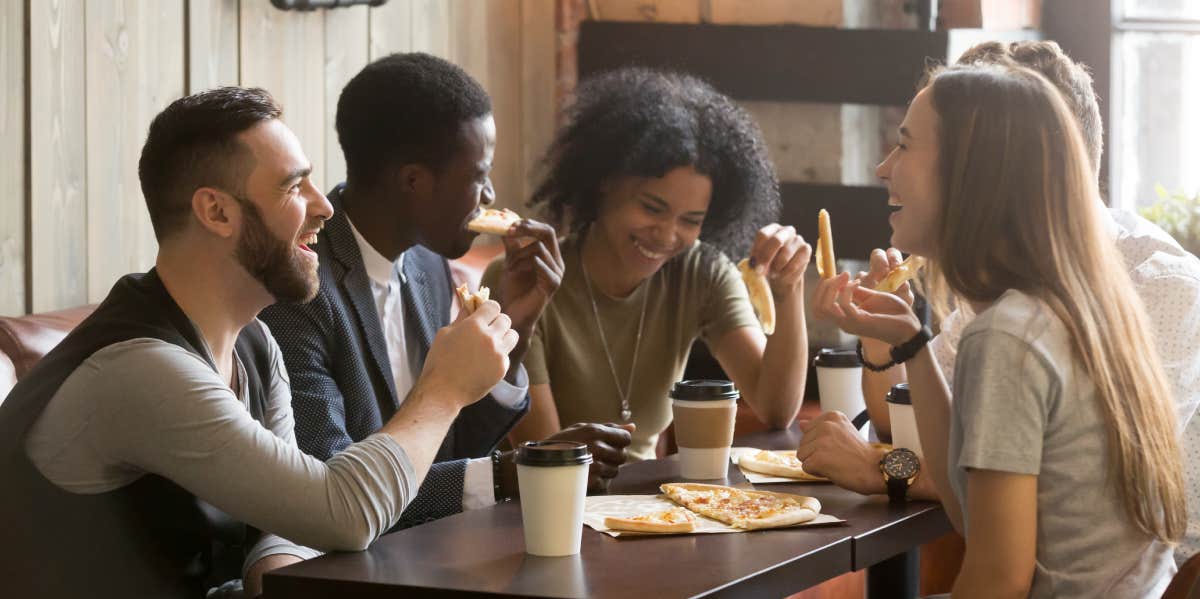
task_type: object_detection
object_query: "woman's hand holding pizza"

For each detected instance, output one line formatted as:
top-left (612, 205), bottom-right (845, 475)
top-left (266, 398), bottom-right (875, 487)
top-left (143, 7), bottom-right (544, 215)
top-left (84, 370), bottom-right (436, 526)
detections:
top-left (857, 248), bottom-right (915, 306)
top-left (812, 272), bottom-right (921, 347)
top-left (748, 223), bottom-right (812, 302)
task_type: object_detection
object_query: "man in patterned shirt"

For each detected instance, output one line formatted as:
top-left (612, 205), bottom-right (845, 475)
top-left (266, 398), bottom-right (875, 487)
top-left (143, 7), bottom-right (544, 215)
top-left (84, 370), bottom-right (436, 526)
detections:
top-left (797, 40), bottom-right (1200, 564)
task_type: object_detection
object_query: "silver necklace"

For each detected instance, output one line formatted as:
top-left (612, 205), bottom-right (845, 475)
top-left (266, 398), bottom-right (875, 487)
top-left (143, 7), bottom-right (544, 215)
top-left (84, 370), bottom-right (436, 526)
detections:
top-left (580, 248), bottom-right (650, 422)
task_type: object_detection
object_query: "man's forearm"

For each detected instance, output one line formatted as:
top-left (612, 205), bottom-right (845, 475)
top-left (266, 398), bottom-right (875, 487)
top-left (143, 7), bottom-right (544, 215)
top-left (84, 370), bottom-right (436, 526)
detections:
top-left (382, 385), bottom-right (467, 481)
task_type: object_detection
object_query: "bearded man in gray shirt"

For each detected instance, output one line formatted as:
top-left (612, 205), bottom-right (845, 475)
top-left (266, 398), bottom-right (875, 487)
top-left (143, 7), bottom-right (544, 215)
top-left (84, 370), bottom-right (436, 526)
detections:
top-left (0, 86), bottom-right (517, 598)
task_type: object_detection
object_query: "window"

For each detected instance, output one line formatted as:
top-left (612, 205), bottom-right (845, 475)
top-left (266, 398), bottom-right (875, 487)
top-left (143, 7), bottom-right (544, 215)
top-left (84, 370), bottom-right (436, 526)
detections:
top-left (1111, 0), bottom-right (1200, 208)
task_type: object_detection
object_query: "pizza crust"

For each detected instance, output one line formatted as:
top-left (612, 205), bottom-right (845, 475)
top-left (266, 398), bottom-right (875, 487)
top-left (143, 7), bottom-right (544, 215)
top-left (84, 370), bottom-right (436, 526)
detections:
top-left (874, 255), bottom-right (926, 294)
top-left (603, 508), bottom-right (697, 533)
top-left (455, 283), bottom-right (491, 314)
top-left (467, 208), bottom-right (521, 235)
top-left (737, 259), bottom-right (775, 335)
top-left (737, 450), bottom-right (824, 481)
top-left (815, 209), bottom-right (836, 280)
top-left (660, 483), bottom-right (821, 530)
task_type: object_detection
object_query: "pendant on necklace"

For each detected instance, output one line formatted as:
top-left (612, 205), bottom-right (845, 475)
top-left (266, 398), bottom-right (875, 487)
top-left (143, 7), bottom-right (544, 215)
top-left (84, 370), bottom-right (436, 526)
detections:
top-left (621, 407), bottom-right (632, 421)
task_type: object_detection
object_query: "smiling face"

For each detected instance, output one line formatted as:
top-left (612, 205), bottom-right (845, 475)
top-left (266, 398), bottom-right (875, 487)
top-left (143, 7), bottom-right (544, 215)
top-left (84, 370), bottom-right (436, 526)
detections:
top-left (592, 165), bottom-right (712, 283)
top-left (876, 87), bottom-right (942, 257)
top-left (422, 114), bottom-right (497, 259)
top-left (232, 119), bottom-right (332, 303)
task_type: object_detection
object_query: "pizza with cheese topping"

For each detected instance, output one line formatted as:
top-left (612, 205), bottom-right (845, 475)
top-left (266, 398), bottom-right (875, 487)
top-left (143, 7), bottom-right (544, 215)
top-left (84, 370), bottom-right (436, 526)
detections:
top-left (467, 208), bottom-right (521, 235)
top-left (737, 450), bottom-right (827, 481)
top-left (603, 507), bottom-right (698, 533)
top-left (660, 483), bottom-right (820, 530)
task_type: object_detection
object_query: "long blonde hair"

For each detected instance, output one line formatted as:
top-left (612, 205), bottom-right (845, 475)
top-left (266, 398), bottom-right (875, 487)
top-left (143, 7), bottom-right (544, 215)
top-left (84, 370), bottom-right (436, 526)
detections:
top-left (927, 64), bottom-right (1184, 542)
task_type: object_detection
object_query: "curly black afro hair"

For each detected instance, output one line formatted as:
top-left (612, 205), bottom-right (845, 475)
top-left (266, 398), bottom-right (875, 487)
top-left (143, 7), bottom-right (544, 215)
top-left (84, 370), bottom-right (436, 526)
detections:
top-left (530, 68), bottom-right (780, 258)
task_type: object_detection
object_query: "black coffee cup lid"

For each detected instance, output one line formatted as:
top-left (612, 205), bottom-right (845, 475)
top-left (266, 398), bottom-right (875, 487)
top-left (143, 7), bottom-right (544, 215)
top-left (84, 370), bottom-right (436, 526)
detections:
top-left (669, 379), bottom-right (739, 401)
top-left (812, 348), bottom-right (862, 368)
top-left (515, 441), bottom-right (593, 467)
top-left (886, 383), bottom-right (911, 405)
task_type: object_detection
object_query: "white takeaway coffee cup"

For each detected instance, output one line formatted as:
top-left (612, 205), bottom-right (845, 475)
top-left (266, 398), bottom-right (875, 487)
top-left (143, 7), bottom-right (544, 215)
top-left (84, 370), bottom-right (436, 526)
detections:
top-left (814, 348), bottom-right (869, 440)
top-left (515, 441), bottom-right (592, 556)
top-left (886, 383), bottom-right (924, 459)
top-left (670, 379), bottom-right (739, 479)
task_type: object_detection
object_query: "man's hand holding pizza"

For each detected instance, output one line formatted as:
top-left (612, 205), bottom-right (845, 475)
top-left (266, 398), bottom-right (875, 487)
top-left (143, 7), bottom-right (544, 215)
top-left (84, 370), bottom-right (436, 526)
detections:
top-left (490, 217), bottom-right (565, 380)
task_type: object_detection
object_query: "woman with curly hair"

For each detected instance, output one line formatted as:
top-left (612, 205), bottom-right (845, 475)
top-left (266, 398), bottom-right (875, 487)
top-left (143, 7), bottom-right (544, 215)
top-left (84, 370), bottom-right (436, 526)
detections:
top-left (485, 68), bottom-right (811, 460)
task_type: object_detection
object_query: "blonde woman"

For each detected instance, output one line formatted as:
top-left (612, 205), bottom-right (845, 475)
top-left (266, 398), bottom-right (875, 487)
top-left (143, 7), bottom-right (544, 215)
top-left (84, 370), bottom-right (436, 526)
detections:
top-left (813, 63), bottom-right (1184, 597)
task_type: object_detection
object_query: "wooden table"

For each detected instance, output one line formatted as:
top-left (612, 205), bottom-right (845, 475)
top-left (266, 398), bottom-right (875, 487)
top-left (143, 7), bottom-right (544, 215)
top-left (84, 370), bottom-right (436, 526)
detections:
top-left (265, 428), bottom-right (950, 598)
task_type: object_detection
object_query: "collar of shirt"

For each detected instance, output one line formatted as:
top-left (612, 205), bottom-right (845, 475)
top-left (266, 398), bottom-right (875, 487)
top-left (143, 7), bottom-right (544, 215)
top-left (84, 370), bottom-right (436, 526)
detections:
top-left (348, 217), bottom-right (406, 286)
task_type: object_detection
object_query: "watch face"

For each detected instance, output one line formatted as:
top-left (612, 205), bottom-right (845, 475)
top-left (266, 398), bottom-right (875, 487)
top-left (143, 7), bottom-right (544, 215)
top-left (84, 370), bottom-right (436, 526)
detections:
top-left (884, 448), bottom-right (920, 479)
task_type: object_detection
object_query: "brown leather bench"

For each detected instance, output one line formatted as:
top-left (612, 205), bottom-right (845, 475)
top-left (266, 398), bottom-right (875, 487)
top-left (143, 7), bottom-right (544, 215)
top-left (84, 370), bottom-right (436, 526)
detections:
top-left (0, 305), bottom-right (96, 401)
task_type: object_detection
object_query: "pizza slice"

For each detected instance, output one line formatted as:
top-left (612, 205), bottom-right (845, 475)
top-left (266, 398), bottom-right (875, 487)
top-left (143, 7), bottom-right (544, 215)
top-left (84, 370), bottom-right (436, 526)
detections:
top-left (737, 259), bottom-right (775, 335)
top-left (874, 255), bottom-right (926, 294)
top-left (455, 283), bottom-right (492, 314)
top-left (737, 450), bottom-right (826, 481)
top-left (603, 507), bottom-right (698, 534)
top-left (660, 483), bottom-right (821, 530)
top-left (467, 208), bottom-right (521, 235)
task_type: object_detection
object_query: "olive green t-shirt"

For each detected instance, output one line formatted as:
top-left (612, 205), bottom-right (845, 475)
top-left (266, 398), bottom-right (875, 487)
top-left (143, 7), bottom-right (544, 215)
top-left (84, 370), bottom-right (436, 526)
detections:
top-left (483, 236), bottom-right (759, 460)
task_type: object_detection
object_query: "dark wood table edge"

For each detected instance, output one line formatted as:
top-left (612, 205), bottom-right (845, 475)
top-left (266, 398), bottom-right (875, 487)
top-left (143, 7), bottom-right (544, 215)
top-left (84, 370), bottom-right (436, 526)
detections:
top-left (699, 536), bottom-right (854, 599)
top-left (851, 502), bottom-right (952, 570)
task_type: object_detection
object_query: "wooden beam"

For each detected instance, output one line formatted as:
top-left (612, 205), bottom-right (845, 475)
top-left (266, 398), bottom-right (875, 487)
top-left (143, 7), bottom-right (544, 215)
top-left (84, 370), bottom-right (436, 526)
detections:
top-left (578, 21), bottom-right (948, 106)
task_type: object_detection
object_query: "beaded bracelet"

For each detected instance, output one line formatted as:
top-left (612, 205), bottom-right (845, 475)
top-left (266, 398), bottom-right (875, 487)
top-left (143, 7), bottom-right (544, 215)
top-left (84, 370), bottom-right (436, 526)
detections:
top-left (856, 326), bottom-right (933, 372)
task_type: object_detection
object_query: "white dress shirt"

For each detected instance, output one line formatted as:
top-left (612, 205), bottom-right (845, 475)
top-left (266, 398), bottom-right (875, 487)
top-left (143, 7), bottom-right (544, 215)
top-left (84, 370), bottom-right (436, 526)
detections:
top-left (349, 219), bottom-right (528, 510)
top-left (929, 208), bottom-right (1200, 564)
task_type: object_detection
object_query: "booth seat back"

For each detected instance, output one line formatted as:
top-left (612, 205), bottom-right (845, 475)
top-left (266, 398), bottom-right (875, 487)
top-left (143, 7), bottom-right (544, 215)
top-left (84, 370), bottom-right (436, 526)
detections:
top-left (0, 305), bottom-right (96, 401)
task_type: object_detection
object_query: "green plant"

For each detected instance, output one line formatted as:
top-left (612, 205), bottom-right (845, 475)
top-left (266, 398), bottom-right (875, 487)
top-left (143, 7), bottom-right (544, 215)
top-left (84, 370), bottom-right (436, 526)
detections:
top-left (1138, 184), bottom-right (1200, 255)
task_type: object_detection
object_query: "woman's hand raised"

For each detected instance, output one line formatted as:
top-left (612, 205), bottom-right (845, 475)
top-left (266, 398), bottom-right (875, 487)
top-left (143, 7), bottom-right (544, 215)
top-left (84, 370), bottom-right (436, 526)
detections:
top-left (811, 272), bottom-right (921, 347)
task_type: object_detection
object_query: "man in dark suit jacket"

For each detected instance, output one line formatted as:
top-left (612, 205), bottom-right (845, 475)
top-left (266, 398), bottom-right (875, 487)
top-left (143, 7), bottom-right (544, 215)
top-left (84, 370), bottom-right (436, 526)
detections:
top-left (261, 53), bottom-right (633, 530)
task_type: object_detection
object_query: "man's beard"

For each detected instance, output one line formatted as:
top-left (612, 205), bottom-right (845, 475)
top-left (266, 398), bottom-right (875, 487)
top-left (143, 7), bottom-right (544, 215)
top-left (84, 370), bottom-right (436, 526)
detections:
top-left (234, 200), bottom-right (319, 304)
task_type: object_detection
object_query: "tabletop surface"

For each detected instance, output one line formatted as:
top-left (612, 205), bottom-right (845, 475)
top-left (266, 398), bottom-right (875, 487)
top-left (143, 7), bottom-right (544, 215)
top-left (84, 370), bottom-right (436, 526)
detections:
top-left (265, 427), bottom-right (951, 599)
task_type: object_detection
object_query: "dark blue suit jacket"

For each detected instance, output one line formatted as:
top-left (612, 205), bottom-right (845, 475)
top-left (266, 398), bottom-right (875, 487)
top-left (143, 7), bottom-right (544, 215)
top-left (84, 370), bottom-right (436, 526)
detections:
top-left (260, 184), bottom-right (528, 528)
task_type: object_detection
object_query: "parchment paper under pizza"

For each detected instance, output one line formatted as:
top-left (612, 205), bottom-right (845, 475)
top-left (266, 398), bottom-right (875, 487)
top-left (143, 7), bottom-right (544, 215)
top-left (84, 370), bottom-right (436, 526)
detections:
top-left (583, 487), bottom-right (843, 537)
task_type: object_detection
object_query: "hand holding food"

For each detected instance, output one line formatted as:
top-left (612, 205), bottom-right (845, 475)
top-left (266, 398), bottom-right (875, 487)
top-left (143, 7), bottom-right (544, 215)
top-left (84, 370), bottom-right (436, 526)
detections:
top-left (745, 223), bottom-right (812, 308)
top-left (811, 273), bottom-right (922, 347)
top-left (738, 259), bottom-right (776, 335)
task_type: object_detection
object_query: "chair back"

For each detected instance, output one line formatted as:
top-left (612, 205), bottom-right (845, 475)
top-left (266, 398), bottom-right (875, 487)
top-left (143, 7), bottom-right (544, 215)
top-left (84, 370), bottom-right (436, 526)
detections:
top-left (0, 305), bottom-right (96, 401)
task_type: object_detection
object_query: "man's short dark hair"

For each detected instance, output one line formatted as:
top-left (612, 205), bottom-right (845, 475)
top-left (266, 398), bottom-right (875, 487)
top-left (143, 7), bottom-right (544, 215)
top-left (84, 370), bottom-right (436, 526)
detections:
top-left (958, 40), bottom-right (1103, 174)
top-left (335, 52), bottom-right (492, 189)
top-left (138, 87), bottom-right (282, 241)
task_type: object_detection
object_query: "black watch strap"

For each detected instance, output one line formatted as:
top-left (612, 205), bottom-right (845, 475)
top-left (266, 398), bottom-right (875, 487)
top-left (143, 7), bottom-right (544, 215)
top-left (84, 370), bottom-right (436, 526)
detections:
top-left (886, 475), bottom-right (909, 504)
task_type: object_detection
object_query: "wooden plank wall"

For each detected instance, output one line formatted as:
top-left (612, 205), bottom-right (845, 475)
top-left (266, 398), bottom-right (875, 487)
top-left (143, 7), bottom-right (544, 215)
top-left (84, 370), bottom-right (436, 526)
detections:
top-left (3, 0), bottom-right (556, 316)
top-left (0, 0), bottom-right (25, 316)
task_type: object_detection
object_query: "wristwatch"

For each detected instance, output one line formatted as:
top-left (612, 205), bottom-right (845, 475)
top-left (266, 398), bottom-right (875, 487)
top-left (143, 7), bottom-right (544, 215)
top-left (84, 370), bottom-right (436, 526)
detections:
top-left (879, 448), bottom-right (920, 503)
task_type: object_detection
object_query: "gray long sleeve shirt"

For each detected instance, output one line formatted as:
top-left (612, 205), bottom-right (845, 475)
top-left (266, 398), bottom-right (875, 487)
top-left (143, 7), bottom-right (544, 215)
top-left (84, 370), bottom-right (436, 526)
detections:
top-left (23, 320), bottom-right (419, 574)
